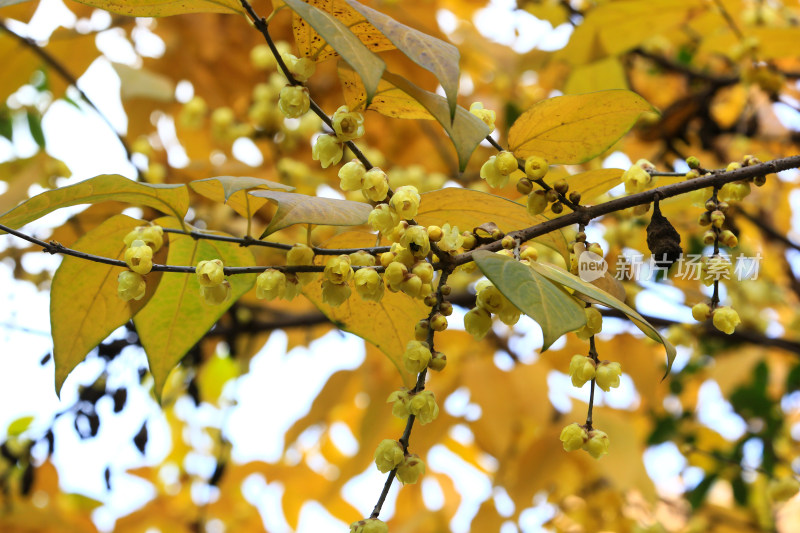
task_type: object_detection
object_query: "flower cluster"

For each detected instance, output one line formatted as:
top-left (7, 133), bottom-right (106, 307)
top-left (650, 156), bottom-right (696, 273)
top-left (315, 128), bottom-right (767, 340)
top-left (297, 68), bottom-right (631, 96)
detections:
top-left (117, 225), bottom-right (164, 302)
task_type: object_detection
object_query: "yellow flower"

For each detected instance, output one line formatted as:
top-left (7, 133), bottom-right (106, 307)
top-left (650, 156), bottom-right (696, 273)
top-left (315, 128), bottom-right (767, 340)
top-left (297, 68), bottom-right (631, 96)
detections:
top-left (331, 105), bottom-right (365, 142)
top-left (123, 225), bottom-right (163, 252)
top-left (583, 429), bottom-right (610, 459)
top-left (408, 390), bottom-right (438, 424)
top-left (399, 225), bottom-right (430, 258)
top-left (287, 243), bottom-right (316, 286)
top-left (374, 439), bottom-right (404, 473)
top-left (568, 354), bottom-right (596, 388)
top-left (480, 156), bottom-right (509, 188)
top-left (354, 268), bottom-right (384, 302)
top-left (117, 271), bottom-right (146, 301)
top-left (389, 185), bottom-right (421, 220)
top-left (368, 203), bottom-right (400, 235)
top-left (281, 53), bottom-right (315, 82)
top-left (469, 102), bottom-right (495, 132)
top-left (396, 454), bottom-right (425, 484)
top-left (124, 240), bottom-right (154, 275)
top-left (362, 168), bottom-right (389, 202)
top-left (437, 223), bottom-right (464, 253)
top-left (712, 306), bottom-right (741, 334)
top-left (387, 389), bottom-right (410, 418)
top-left (402, 340), bottom-right (431, 374)
top-left (560, 423), bottom-right (588, 452)
top-left (524, 155), bottom-right (548, 180)
top-left (196, 259), bottom-right (225, 287)
top-left (339, 160), bottom-right (366, 191)
top-left (312, 134), bottom-right (344, 168)
top-left (324, 255), bottom-right (353, 285)
top-left (256, 269), bottom-right (286, 301)
top-left (350, 518), bottom-right (388, 533)
top-left (200, 280), bottom-right (231, 305)
top-left (278, 85), bottom-right (310, 118)
top-left (622, 164), bottom-right (651, 194)
top-left (464, 307), bottom-right (492, 340)
top-left (321, 279), bottom-right (351, 306)
top-left (595, 361), bottom-right (622, 391)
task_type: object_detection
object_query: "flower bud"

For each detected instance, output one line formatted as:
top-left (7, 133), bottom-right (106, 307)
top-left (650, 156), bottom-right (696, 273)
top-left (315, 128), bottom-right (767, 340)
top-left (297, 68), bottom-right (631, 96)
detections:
top-left (524, 155), bottom-right (548, 180)
top-left (429, 351), bottom-right (447, 371)
top-left (692, 302), bottom-right (711, 321)
top-left (495, 151), bottom-right (518, 175)
top-left (287, 243), bottom-right (316, 286)
top-left (516, 178), bottom-right (533, 195)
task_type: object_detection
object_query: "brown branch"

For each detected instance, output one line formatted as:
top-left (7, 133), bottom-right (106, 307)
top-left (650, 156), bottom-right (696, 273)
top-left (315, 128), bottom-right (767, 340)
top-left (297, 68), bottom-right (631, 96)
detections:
top-left (451, 155), bottom-right (800, 266)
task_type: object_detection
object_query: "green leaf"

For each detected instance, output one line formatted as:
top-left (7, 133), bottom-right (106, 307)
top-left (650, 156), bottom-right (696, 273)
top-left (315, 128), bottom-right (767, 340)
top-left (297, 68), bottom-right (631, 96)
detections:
top-left (251, 189), bottom-right (372, 238)
top-left (6, 415), bottom-right (34, 437)
top-left (345, 0), bottom-right (460, 119)
top-left (508, 90), bottom-right (654, 164)
top-left (68, 0), bottom-right (243, 16)
top-left (527, 261), bottom-right (676, 374)
top-left (26, 109), bottom-right (45, 148)
top-left (473, 250), bottom-right (585, 350)
top-left (190, 176), bottom-right (295, 218)
top-left (51, 215), bottom-right (166, 395)
top-left (416, 188), bottom-right (569, 263)
top-left (133, 217), bottom-right (256, 400)
top-left (283, 0), bottom-right (385, 106)
top-left (0, 174), bottom-right (190, 232)
top-left (382, 72), bottom-right (489, 171)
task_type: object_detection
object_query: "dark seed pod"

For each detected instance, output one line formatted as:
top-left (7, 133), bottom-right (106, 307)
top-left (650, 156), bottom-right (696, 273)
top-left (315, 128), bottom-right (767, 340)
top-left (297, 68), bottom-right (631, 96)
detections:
top-left (134, 421), bottom-right (148, 455)
top-left (646, 199), bottom-right (682, 269)
top-left (113, 388), bottom-right (127, 413)
top-left (20, 462), bottom-right (34, 496)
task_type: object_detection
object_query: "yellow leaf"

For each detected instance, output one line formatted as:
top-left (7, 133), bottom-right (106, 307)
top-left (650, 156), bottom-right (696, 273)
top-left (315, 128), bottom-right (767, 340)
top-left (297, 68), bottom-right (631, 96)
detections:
top-left (416, 188), bottom-right (570, 262)
top-left (0, 174), bottom-right (189, 233)
top-left (302, 231), bottom-right (428, 387)
top-left (508, 90), bottom-right (654, 164)
top-left (69, 0), bottom-right (243, 16)
top-left (564, 56), bottom-right (628, 95)
top-left (291, 0), bottom-right (394, 62)
top-left (284, 0), bottom-right (385, 104)
top-left (189, 176), bottom-right (294, 218)
top-left (0, 152), bottom-right (70, 217)
top-left (338, 63), bottom-right (432, 119)
top-left (345, 0), bottom-right (460, 118)
top-left (133, 217), bottom-right (256, 399)
top-left (111, 63), bottom-right (175, 101)
top-left (51, 214), bottom-right (166, 394)
top-left (251, 189), bottom-right (372, 238)
top-left (6, 415), bottom-right (34, 436)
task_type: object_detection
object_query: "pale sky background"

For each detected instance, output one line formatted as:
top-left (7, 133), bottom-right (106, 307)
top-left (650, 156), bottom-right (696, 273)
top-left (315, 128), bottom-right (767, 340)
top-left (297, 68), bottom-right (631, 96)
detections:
top-left (2, 0), bottom-right (800, 531)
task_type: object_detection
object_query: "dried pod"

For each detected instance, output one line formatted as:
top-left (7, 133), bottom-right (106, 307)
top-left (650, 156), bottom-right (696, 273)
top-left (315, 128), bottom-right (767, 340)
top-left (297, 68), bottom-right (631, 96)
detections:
top-left (646, 199), bottom-right (682, 269)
